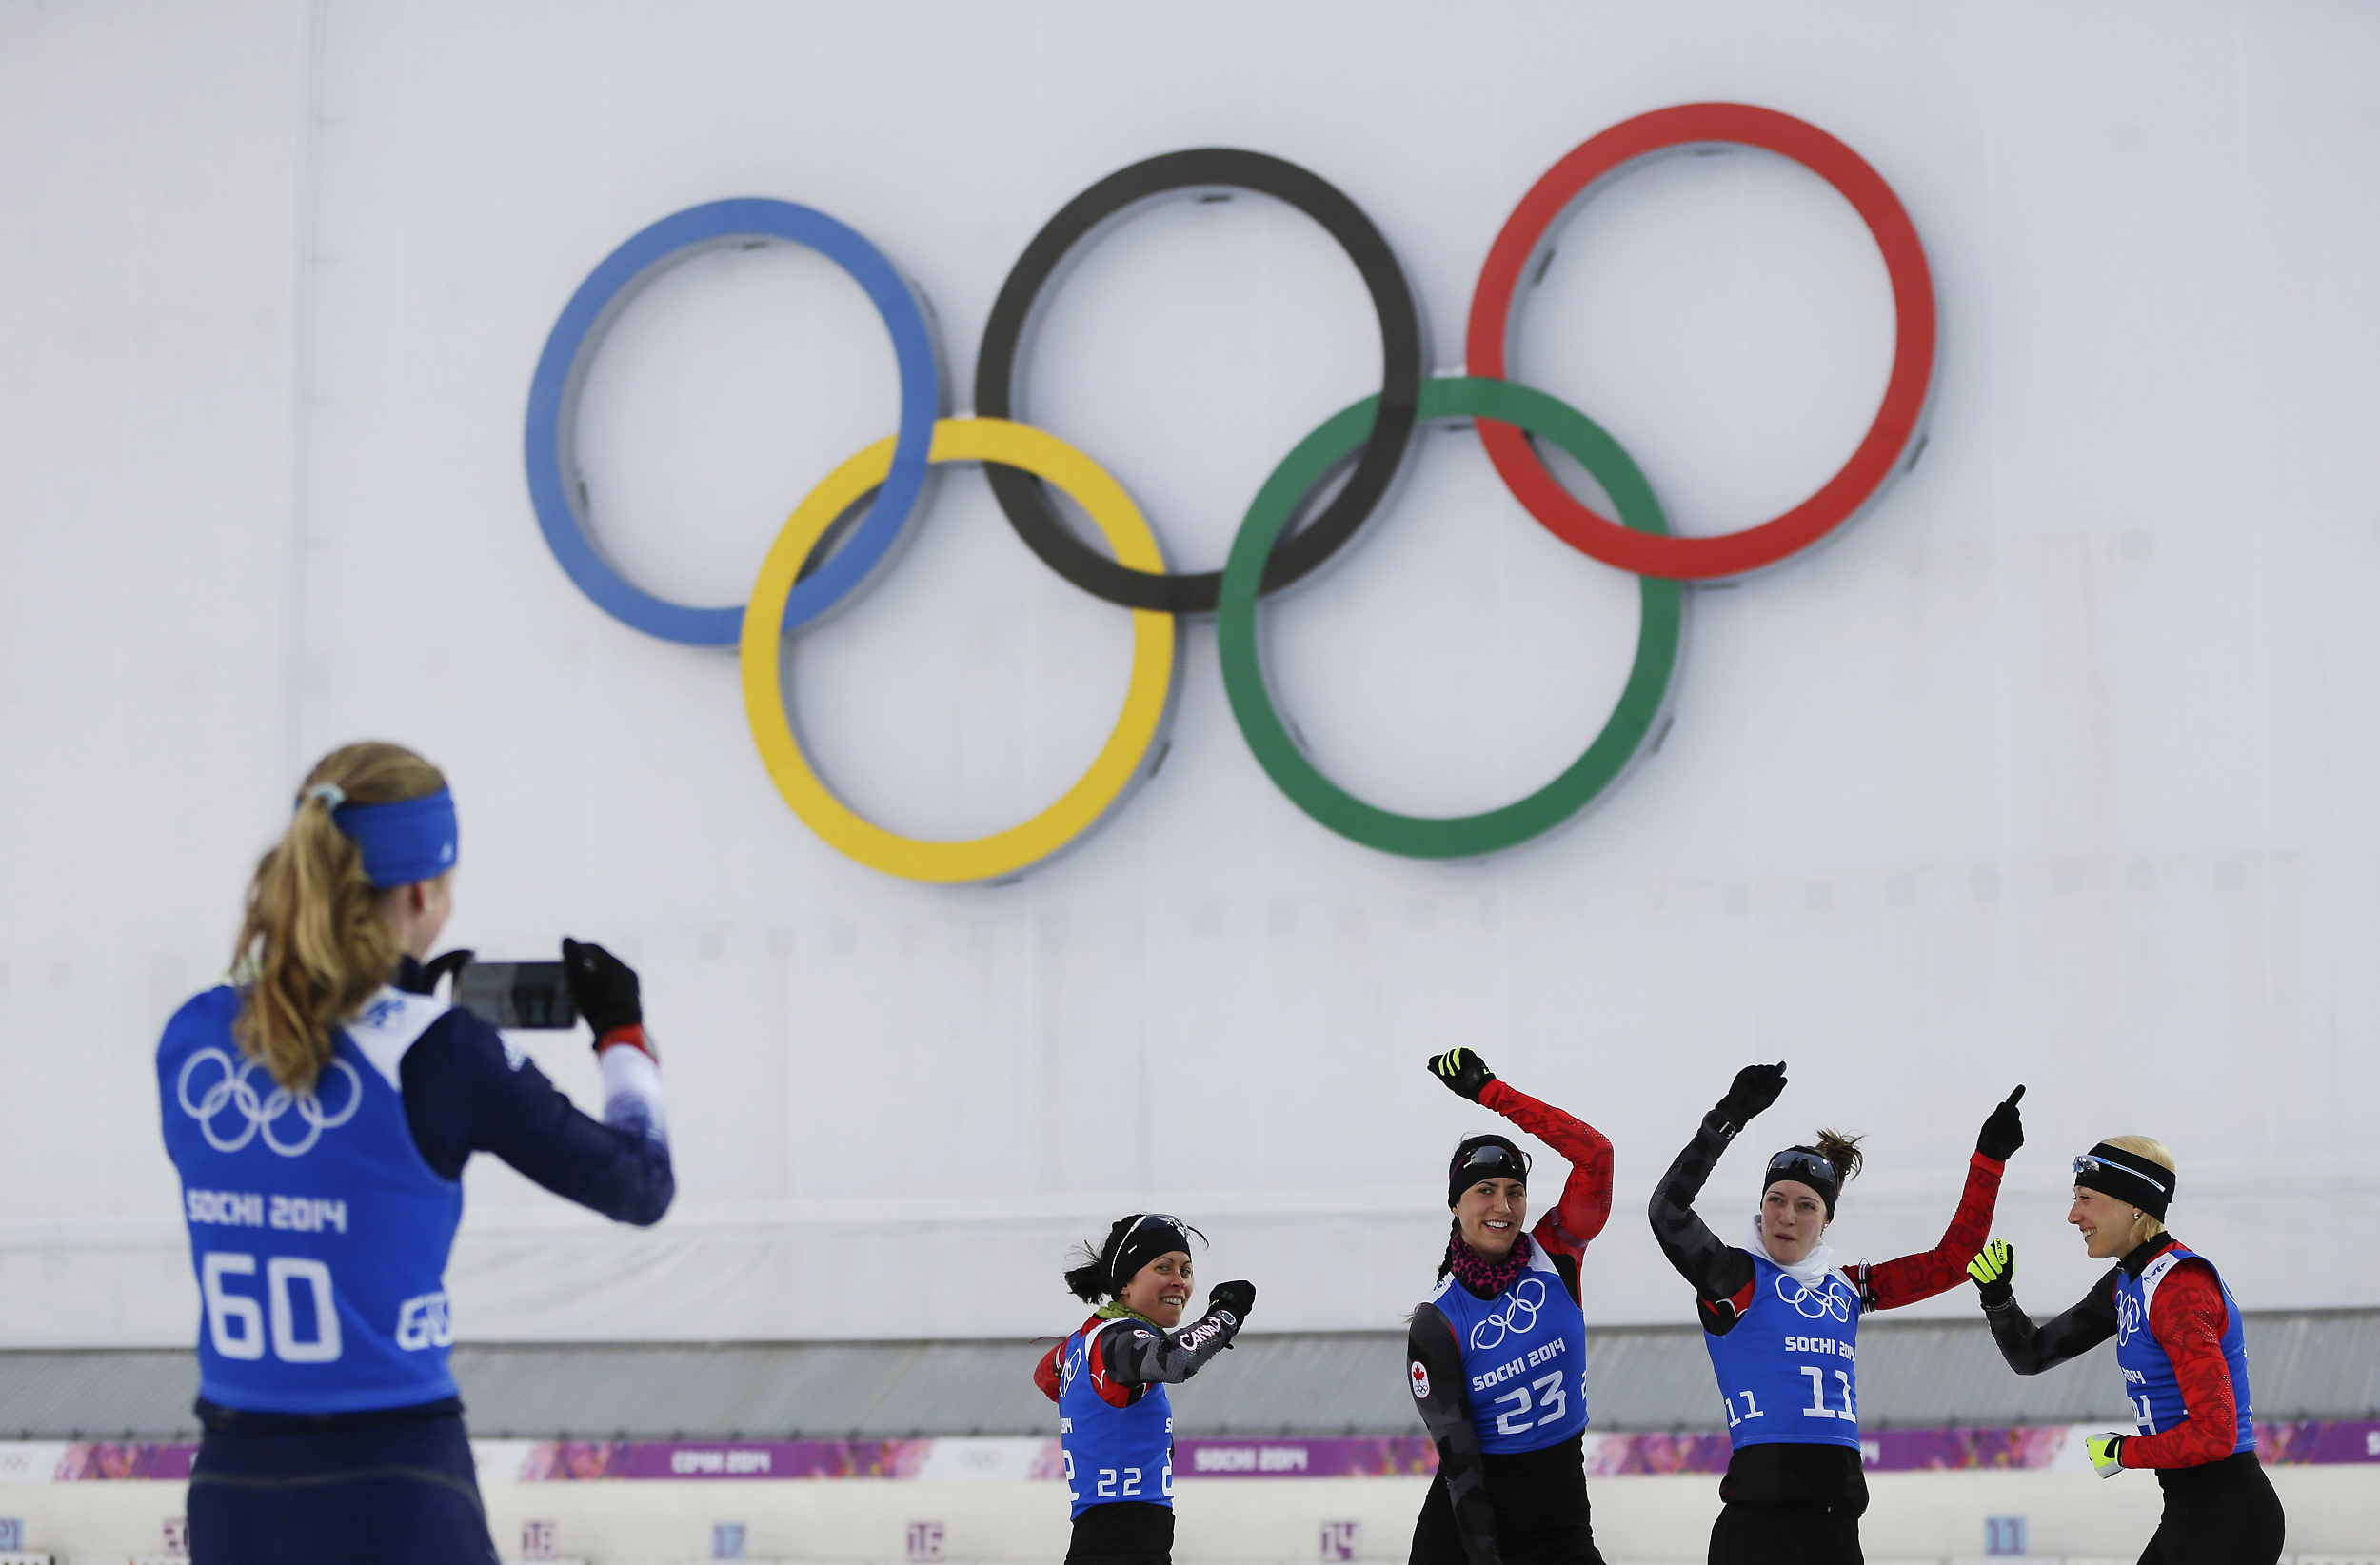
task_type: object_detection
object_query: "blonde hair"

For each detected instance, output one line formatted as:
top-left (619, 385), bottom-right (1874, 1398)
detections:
top-left (231, 743), bottom-right (446, 1091)
top-left (2098, 1134), bottom-right (2176, 1249)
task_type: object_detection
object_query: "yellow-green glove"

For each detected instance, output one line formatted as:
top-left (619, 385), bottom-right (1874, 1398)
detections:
top-left (1966, 1239), bottom-right (2015, 1305)
top-left (2085, 1431), bottom-right (2126, 1478)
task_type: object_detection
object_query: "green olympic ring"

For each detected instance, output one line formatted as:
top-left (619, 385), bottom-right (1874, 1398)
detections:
top-left (1218, 377), bottom-right (1685, 860)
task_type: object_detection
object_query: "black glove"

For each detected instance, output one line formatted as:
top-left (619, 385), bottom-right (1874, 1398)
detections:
top-left (1426, 1048), bottom-right (1496, 1102)
top-left (1205, 1280), bottom-right (1256, 1326)
top-left (1716, 1062), bottom-right (1788, 1130)
top-left (1967, 1239), bottom-right (2015, 1307)
top-left (417, 948), bottom-right (473, 997)
top-left (1976, 1084), bottom-right (2026, 1161)
top-left (562, 938), bottom-right (642, 1043)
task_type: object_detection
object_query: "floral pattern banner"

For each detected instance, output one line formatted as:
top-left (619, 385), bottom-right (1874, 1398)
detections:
top-left (2, 1423), bottom-right (2372, 1483)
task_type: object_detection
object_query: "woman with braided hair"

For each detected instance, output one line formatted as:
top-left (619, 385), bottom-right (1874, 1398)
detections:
top-left (1648, 1063), bottom-right (2024, 1564)
top-left (1406, 1049), bottom-right (1615, 1565)
top-left (1033, 1213), bottom-right (1256, 1565)
top-left (1964, 1136), bottom-right (2284, 1562)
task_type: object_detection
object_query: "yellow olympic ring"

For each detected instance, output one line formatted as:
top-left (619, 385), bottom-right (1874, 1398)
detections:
top-left (740, 418), bottom-right (1179, 884)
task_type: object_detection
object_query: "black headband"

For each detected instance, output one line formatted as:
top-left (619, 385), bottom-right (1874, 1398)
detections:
top-left (1765, 1147), bottom-right (1840, 1218)
top-left (2073, 1144), bottom-right (2173, 1220)
top-left (1448, 1135), bottom-right (1531, 1208)
top-left (1108, 1213), bottom-right (1193, 1294)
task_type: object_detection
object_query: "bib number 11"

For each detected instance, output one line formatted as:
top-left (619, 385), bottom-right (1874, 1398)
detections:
top-left (1800, 1366), bottom-right (1854, 1421)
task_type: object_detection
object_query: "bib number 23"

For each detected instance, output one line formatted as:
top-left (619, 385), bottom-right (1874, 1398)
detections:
top-left (1491, 1370), bottom-right (1570, 1436)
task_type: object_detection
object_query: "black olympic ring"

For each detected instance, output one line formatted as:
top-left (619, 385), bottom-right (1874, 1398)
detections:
top-left (973, 148), bottom-right (1425, 616)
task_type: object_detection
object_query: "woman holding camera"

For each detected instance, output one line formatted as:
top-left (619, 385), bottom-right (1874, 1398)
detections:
top-left (1033, 1213), bottom-right (1256, 1565)
top-left (1648, 1063), bottom-right (2023, 1564)
top-left (1406, 1048), bottom-right (1615, 1565)
top-left (158, 743), bottom-right (675, 1565)
top-left (1965, 1137), bottom-right (2284, 1562)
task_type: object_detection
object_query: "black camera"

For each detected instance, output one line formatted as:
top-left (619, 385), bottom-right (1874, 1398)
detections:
top-left (424, 950), bottom-right (577, 1030)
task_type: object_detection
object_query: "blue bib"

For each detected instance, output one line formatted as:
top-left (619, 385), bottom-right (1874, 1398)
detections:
top-left (159, 987), bottom-right (463, 1414)
top-left (2114, 1245), bottom-right (2255, 1455)
top-left (1419, 1243), bottom-right (1590, 1455)
top-left (1701, 1249), bottom-right (1862, 1452)
top-left (1057, 1318), bottom-right (1175, 1519)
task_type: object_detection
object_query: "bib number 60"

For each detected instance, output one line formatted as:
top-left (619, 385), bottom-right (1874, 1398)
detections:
top-left (202, 1251), bottom-right (342, 1364)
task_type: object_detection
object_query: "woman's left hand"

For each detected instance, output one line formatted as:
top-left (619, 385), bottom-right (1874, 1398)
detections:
top-left (563, 938), bottom-right (643, 1042)
top-left (1427, 1049), bottom-right (1496, 1101)
top-left (1976, 1084), bottom-right (2026, 1160)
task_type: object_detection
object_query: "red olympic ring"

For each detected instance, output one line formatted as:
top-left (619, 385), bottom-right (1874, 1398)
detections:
top-left (1466, 102), bottom-right (1938, 581)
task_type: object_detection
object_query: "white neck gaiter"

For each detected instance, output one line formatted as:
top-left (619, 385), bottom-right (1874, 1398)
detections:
top-left (1744, 1213), bottom-right (1837, 1288)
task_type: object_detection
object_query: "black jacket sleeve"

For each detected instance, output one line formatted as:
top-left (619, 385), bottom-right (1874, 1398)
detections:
top-left (398, 1009), bottom-right (674, 1226)
top-left (1409, 1301), bottom-right (1498, 1565)
top-left (1095, 1307), bottom-right (1243, 1386)
top-left (1981, 1265), bottom-right (2121, 1374)
top-left (1646, 1110), bottom-right (1757, 1334)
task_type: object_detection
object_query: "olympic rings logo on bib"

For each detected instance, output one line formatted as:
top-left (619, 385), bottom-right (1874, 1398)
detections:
top-left (176, 1049), bottom-right (363, 1158)
top-left (526, 105), bottom-right (1936, 883)
top-left (1469, 1274), bottom-right (1549, 1351)
top-left (1775, 1272), bottom-right (1854, 1324)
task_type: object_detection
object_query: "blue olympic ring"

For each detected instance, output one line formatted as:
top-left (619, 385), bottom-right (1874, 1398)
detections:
top-left (523, 198), bottom-right (944, 645)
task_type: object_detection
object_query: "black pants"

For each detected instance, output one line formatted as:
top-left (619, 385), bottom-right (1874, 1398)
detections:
top-left (1068, 1499), bottom-right (1175, 1565)
top-left (1708, 1503), bottom-right (1862, 1565)
top-left (189, 1406), bottom-right (498, 1565)
top-left (1411, 1436), bottom-right (1605, 1565)
top-left (2137, 1452), bottom-right (2286, 1565)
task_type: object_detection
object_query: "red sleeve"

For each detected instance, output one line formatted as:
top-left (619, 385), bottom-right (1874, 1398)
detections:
top-left (1480, 1079), bottom-right (1613, 1259)
top-left (1033, 1340), bottom-right (1062, 1403)
top-left (1854, 1152), bottom-right (2004, 1311)
top-left (1083, 1323), bottom-right (1137, 1408)
top-left (2120, 1261), bottom-right (2238, 1469)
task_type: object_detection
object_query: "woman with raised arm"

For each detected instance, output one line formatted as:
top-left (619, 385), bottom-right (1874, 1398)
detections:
top-left (159, 743), bottom-right (674, 1565)
top-left (1964, 1136), bottom-right (2284, 1563)
top-left (1406, 1049), bottom-right (1615, 1565)
top-left (1648, 1062), bottom-right (2022, 1564)
top-left (1033, 1214), bottom-right (1256, 1565)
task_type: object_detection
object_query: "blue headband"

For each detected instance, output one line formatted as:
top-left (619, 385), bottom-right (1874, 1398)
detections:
top-left (313, 787), bottom-right (459, 887)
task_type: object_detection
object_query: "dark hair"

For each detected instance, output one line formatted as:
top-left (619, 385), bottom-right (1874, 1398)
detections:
top-left (1434, 1217), bottom-right (1465, 1283)
top-left (1812, 1129), bottom-right (1864, 1186)
top-left (1062, 1215), bottom-right (1209, 1304)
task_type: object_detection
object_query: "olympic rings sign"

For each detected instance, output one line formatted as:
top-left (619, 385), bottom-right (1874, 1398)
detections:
top-left (1469, 1274), bottom-right (1549, 1351)
top-left (176, 1048), bottom-right (363, 1158)
top-left (525, 103), bottom-right (1936, 884)
top-left (1775, 1272), bottom-right (1854, 1324)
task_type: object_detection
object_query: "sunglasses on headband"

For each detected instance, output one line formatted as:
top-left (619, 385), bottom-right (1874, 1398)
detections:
top-left (2073, 1153), bottom-right (2167, 1193)
top-left (1458, 1144), bottom-right (1530, 1179)
top-left (1766, 1149), bottom-right (1835, 1186)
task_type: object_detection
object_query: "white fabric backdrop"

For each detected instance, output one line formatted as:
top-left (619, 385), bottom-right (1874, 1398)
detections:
top-left (4, 0), bottom-right (2378, 1347)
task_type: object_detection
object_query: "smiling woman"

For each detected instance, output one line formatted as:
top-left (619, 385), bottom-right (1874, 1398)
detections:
top-left (1405, 1049), bottom-right (1616, 1565)
top-left (1033, 1214), bottom-right (1257, 1565)
top-left (1648, 1064), bottom-right (2023, 1564)
top-left (1964, 1137), bottom-right (2286, 1563)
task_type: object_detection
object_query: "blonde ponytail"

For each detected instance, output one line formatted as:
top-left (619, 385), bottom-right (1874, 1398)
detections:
top-left (231, 743), bottom-right (446, 1091)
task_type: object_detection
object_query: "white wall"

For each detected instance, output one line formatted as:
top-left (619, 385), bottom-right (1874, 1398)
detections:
top-left (6, 1), bottom-right (2380, 1351)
